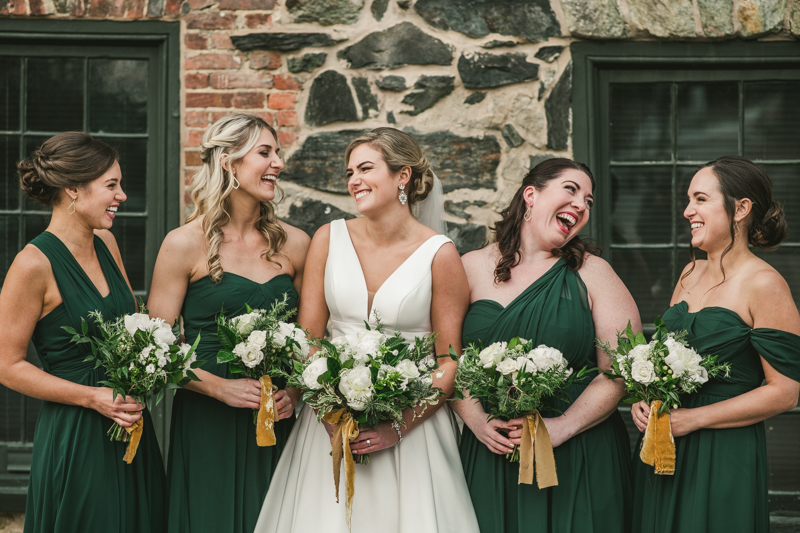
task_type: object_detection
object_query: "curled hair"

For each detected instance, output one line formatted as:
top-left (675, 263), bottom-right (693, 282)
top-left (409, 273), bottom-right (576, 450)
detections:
top-left (345, 127), bottom-right (434, 207)
top-left (682, 155), bottom-right (788, 287)
top-left (187, 113), bottom-right (286, 283)
top-left (17, 132), bottom-right (118, 207)
top-left (493, 158), bottom-right (601, 283)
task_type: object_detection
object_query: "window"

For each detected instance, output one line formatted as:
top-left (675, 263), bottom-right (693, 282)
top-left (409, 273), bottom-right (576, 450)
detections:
top-left (0, 20), bottom-right (179, 510)
top-left (572, 41), bottom-right (800, 500)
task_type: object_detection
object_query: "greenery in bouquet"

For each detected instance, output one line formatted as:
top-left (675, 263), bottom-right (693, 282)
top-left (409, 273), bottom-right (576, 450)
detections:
top-left (453, 337), bottom-right (586, 463)
top-left (597, 318), bottom-right (731, 415)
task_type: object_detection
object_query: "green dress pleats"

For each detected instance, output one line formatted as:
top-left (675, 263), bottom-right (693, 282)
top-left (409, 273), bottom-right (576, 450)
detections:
top-left (166, 273), bottom-right (298, 533)
top-left (459, 257), bottom-right (633, 533)
top-left (632, 301), bottom-right (800, 533)
top-left (24, 231), bottom-right (166, 533)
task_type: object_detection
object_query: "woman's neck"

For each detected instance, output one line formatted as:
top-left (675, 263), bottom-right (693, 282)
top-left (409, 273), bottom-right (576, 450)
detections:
top-left (46, 206), bottom-right (97, 253)
top-left (701, 238), bottom-right (753, 282)
top-left (223, 193), bottom-right (262, 238)
top-left (517, 226), bottom-right (558, 265)
top-left (362, 206), bottom-right (419, 246)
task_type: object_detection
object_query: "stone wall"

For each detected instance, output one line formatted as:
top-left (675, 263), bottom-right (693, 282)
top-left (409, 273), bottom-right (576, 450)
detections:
top-left (3, 1), bottom-right (800, 251)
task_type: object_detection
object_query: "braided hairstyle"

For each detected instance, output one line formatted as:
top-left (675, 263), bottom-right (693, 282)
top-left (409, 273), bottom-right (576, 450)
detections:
top-left (17, 132), bottom-right (118, 207)
top-left (492, 158), bottom-right (601, 283)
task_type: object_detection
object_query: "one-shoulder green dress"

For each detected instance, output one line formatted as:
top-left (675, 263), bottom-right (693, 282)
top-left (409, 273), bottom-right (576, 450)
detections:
top-left (632, 301), bottom-right (800, 533)
top-left (24, 231), bottom-right (166, 533)
top-left (459, 257), bottom-right (633, 533)
top-left (166, 272), bottom-right (298, 533)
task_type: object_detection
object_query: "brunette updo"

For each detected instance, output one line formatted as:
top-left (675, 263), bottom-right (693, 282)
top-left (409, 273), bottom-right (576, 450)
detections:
top-left (345, 128), bottom-right (435, 208)
top-left (493, 158), bottom-right (601, 283)
top-left (17, 132), bottom-right (118, 207)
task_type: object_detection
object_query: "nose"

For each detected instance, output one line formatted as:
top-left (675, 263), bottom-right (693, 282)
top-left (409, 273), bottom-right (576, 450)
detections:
top-left (683, 201), bottom-right (694, 219)
top-left (271, 153), bottom-right (285, 171)
top-left (117, 185), bottom-right (127, 203)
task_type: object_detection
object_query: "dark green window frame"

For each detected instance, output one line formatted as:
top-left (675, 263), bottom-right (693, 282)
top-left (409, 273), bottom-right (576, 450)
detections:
top-left (0, 19), bottom-right (180, 511)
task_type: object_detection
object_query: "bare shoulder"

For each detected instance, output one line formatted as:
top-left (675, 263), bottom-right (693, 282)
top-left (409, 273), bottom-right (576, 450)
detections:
top-left (576, 253), bottom-right (618, 287)
top-left (310, 221), bottom-right (332, 246)
top-left (745, 257), bottom-right (800, 332)
top-left (10, 244), bottom-right (53, 283)
top-left (162, 220), bottom-right (205, 252)
top-left (747, 258), bottom-right (791, 300)
top-left (94, 229), bottom-right (122, 259)
top-left (461, 243), bottom-right (497, 278)
top-left (278, 220), bottom-right (312, 252)
top-left (432, 240), bottom-right (461, 269)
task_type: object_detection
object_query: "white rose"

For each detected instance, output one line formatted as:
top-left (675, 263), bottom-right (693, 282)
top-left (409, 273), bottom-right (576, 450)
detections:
top-left (478, 342), bottom-right (507, 368)
top-left (241, 343), bottom-right (264, 368)
top-left (628, 344), bottom-right (651, 363)
top-left (152, 324), bottom-right (176, 347)
top-left (529, 345), bottom-right (564, 371)
top-left (338, 366), bottom-right (374, 411)
top-left (631, 359), bottom-right (657, 384)
top-left (124, 313), bottom-right (152, 337)
top-left (354, 330), bottom-right (385, 362)
top-left (248, 330), bottom-right (268, 349)
top-left (302, 357), bottom-right (329, 390)
top-left (290, 327), bottom-right (310, 357)
top-left (689, 366), bottom-right (709, 384)
top-left (231, 312), bottom-right (259, 336)
top-left (516, 357), bottom-right (537, 374)
top-left (496, 358), bottom-right (519, 375)
top-left (395, 359), bottom-right (420, 380)
top-left (233, 342), bottom-right (248, 360)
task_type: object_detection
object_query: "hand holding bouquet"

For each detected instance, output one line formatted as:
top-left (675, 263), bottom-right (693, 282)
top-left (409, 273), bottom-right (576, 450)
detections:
top-left (287, 320), bottom-right (442, 529)
top-left (215, 294), bottom-right (309, 446)
top-left (598, 319), bottom-right (730, 475)
top-left (454, 337), bottom-right (585, 488)
top-left (64, 308), bottom-right (202, 463)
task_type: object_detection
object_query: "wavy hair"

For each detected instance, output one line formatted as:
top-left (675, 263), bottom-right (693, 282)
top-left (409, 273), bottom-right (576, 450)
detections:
top-left (187, 113), bottom-right (286, 283)
top-left (492, 158), bottom-right (601, 283)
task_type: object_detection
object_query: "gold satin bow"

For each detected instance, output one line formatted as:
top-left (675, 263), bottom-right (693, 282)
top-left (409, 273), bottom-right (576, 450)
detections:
top-left (122, 415), bottom-right (143, 464)
top-left (322, 408), bottom-right (360, 531)
top-left (639, 399), bottom-right (675, 475)
top-left (517, 410), bottom-right (559, 488)
top-left (256, 375), bottom-right (277, 447)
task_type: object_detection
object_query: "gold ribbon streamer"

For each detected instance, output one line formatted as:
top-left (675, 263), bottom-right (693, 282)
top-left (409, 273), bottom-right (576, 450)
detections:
top-left (639, 399), bottom-right (675, 475)
top-left (122, 415), bottom-right (143, 464)
top-left (322, 408), bottom-right (360, 531)
top-left (517, 410), bottom-right (559, 488)
top-left (256, 376), bottom-right (277, 447)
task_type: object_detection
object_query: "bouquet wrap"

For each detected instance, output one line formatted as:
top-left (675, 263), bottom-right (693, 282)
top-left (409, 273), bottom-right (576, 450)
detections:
top-left (518, 410), bottom-right (558, 488)
top-left (122, 416), bottom-right (144, 464)
top-left (639, 399), bottom-right (675, 475)
top-left (256, 375), bottom-right (278, 447)
top-left (323, 408), bottom-right (360, 530)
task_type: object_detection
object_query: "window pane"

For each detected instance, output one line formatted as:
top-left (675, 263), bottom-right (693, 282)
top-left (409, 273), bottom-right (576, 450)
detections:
top-left (110, 217), bottom-right (146, 292)
top-left (0, 386), bottom-right (23, 442)
top-left (0, 134), bottom-right (20, 210)
top-left (23, 135), bottom-right (52, 211)
top-left (677, 82), bottom-right (738, 161)
top-left (23, 215), bottom-right (50, 244)
top-left (89, 59), bottom-right (148, 135)
top-left (611, 166), bottom-right (673, 244)
top-left (763, 165), bottom-right (800, 244)
top-left (0, 57), bottom-right (21, 131)
top-left (610, 83), bottom-right (671, 162)
top-left (744, 81), bottom-right (800, 161)
top-left (0, 216), bottom-right (19, 286)
top-left (107, 137), bottom-right (147, 212)
top-left (27, 58), bottom-right (84, 132)
top-left (611, 248), bottom-right (673, 324)
top-left (676, 166), bottom-right (698, 245)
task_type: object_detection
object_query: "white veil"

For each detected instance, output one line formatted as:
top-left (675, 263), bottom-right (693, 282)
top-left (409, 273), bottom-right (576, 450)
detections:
top-left (412, 172), bottom-right (448, 235)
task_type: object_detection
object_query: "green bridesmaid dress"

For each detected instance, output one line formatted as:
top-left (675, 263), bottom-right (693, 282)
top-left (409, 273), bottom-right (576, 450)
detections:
top-left (166, 272), bottom-right (298, 533)
top-left (632, 301), bottom-right (800, 533)
top-left (24, 231), bottom-right (166, 533)
top-left (459, 257), bottom-right (633, 533)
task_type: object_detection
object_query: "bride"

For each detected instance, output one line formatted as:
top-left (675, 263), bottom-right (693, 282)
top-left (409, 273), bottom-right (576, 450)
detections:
top-left (255, 128), bottom-right (480, 532)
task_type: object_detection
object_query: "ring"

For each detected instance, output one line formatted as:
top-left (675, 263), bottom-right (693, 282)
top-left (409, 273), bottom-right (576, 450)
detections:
top-left (366, 439), bottom-right (371, 446)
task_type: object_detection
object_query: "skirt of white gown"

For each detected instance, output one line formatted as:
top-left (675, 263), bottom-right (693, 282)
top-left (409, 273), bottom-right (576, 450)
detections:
top-left (254, 403), bottom-right (480, 533)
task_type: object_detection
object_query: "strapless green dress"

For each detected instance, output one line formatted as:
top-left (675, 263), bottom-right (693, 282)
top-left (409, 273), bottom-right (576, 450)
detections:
top-left (166, 272), bottom-right (298, 533)
top-left (632, 301), bottom-right (800, 533)
top-left (24, 232), bottom-right (166, 533)
top-left (459, 257), bottom-right (633, 533)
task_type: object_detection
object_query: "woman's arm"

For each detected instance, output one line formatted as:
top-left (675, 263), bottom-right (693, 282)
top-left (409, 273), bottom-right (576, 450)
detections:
top-left (295, 224), bottom-right (331, 341)
top-left (0, 247), bottom-right (144, 427)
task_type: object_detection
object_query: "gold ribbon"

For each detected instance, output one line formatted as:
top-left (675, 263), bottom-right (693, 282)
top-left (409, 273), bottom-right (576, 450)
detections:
top-left (517, 410), bottom-right (558, 488)
top-left (322, 408), bottom-right (360, 531)
top-left (122, 415), bottom-right (143, 464)
top-left (639, 399), bottom-right (675, 475)
top-left (256, 376), bottom-right (277, 447)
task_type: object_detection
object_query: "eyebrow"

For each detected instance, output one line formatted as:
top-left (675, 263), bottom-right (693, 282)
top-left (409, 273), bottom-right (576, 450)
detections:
top-left (565, 179), bottom-right (594, 200)
top-left (347, 160), bottom-right (374, 173)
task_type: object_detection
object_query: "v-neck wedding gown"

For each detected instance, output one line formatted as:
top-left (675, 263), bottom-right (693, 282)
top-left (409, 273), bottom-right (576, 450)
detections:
top-left (254, 219), bottom-right (479, 533)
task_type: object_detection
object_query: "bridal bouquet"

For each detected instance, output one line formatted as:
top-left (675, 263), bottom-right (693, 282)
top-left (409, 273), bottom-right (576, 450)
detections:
top-left (598, 319), bottom-right (730, 475)
top-left (454, 337), bottom-right (586, 488)
top-left (287, 320), bottom-right (442, 529)
top-left (64, 308), bottom-right (202, 463)
top-left (216, 294), bottom-right (309, 447)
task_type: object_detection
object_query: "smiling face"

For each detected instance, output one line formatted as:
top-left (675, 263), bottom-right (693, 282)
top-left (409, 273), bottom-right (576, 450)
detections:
top-left (71, 160), bottom-right (126, 230)
top-left (525, 169), bottom-right (594, 250)
top-left (346, 143), bottom-right (408, 217)
top-left (231, 128), bottom-right (284, 203)
top-left (684, 166), bottom-right (733, 252)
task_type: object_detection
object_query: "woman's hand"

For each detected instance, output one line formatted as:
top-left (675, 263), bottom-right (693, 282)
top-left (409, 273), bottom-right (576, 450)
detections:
top-left (214, 377), bottom-right (262, 409)
top-left (89, 387), bottom-right (145, 427)
top-left (632, 401), bottom-right (650, 432)
top-left (471, 418), bottom-right (515, 455)
top-left (350, 422), bottom-right (399, 454)
top-left (666, 407), bottom-right (696, 437)
top-left (274, 389), bottom-right (297, 420)
top-left (507, 415), bottom-right (572, 448)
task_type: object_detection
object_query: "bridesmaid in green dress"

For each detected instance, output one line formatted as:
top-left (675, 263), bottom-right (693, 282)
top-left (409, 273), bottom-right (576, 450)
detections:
top-left (147, 113), bottom-right (310, 533)
top-left (0, 132), bottom-right (165, 532)
top-left (452, 158), bottom-right (641, 533)
top-left (631, 156), bottom-right (800, 533)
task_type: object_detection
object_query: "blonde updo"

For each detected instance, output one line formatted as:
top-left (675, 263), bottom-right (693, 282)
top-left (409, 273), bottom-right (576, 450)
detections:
top-left (187, 113), bottom-right (286, 283)
top-left (18, 132), bottom-right (118, 207)
top-left (345, 128), bottom-right (435, 207)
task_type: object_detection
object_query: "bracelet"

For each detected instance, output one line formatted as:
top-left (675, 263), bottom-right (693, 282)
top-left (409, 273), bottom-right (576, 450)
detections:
top-left (391, 420), bottom-right (404, 445)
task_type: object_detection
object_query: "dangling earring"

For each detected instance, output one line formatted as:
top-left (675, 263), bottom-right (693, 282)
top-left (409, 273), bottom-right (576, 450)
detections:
top-left (398, 183), bottom-right (407, 205)
top-left (232, 174), bottom-right (240, 190)
top-left (524, 205), bottom-right (532, 222)
top-left (67, 197), bottom-right (76, 215)
top-left (734, 221), bottom-right (740, 238)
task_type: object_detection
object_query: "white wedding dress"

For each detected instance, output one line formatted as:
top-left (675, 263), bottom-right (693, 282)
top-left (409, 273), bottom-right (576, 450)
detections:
top-left (254, 219), bottom-right (479, 533)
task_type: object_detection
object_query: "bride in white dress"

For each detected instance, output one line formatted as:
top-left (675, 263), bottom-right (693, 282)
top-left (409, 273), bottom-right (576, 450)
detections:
top-left (255, 128), bottom-right (480, 533)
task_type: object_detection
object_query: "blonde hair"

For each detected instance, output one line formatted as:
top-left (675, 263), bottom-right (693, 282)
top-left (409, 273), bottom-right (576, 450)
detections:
top-left (345, 128), bottom-right (435, 207)
top-left (187, 113), bottom-right (286, 283)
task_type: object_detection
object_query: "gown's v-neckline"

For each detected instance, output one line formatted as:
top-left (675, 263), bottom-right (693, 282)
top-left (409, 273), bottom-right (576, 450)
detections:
top-left (340, 222), bottom-right (440, 320)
